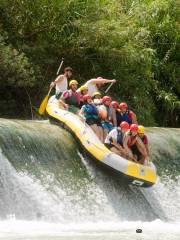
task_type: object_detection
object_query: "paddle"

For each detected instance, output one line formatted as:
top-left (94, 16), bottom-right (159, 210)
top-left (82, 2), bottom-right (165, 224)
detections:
top-left (104, 80), bottom-right (115, 94)
top-left (38, 58), bottom-right (64, 115)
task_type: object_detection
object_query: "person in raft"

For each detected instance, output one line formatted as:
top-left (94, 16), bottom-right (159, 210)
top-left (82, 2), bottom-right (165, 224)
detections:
top-left (105, 121), bottom-right (130, 158)
top-left (92, 91), bottom-right (102, 106)
top-left (81, 77), bottom-right (116, 96)
top-left (59, 80), bottom-right (80, 114)
top-left (138, 125), bottom-right (150, 158)
top-left (123, 124), bottom-right (147, 164)
top-left (116, 102), bottom-right (138, 126)
top-left (50, 67), bottom-right (73, 99)
top-left (109, 101), bottom-right (120, 127)
top-left (79, 94), bottom-right (103, 142)
top-left (79, 85), bottom-right (88, 107)
top-left (99, 96), bottom-right (117, 140)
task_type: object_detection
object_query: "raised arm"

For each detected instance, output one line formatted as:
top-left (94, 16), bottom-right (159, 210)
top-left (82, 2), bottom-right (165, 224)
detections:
top-left (89, 78), bottom-right (116, 85)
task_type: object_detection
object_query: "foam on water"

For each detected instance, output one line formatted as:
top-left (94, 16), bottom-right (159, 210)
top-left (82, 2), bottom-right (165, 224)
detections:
top-left (0, 120), bottom-right (180, 239)
top-left (0, 219), bottom-right (180, 239)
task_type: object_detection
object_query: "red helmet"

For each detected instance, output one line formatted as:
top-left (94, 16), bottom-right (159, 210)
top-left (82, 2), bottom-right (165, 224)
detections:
top-left (83, 94), bottom-right (91, 101)
top-left (130, 124), bottom-right (138, 132)
top-left (102, 96), bottom-right (112, 103)
top-left (120, 121), bottom-right (129, 129)
top-left (119, 102), bottom-right (128, 109)
top-left (110, 101), bottom-right (119, 109)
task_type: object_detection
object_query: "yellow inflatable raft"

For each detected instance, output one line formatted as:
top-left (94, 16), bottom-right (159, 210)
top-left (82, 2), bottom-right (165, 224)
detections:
top-left (46, 100), bottom-right (157, 187)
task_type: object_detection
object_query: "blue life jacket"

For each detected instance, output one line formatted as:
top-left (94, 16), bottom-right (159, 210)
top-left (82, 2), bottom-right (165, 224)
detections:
top-left (83, 103), bottom-right (99, 119)
top-left (116, 110), bottom-right (132, 125)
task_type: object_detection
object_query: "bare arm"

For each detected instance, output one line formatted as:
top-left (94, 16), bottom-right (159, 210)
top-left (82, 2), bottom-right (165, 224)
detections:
top-left (131, 112), bottom-right (138, 124)
top-left (58, 92), bottom-right (69, 109)
top-left (111, 108), bottom-right (117, 127)
top-left (78, 107), bottom-right (86, 121)
top-left (145, 144), bottom-right (150, 156)
top-left (50, 75), bottom-right (64, 87)
top-left (89, 78), bottom-right (116, 85)
top-left (136, 137), bottom-right (147, 156)
top-left (123, 134), bottom-right (136, 160)
top-left (123, 134), bottom-right (129, 151)
top-left (78, 107), bottom-right (84, 117)
top-left (59, 99), bottom-right (68, 109)
top-left (111, 139), bottom-right (124, 151)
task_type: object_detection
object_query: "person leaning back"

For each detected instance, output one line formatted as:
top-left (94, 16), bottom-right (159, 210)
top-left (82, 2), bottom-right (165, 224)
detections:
top-left (79, 77), bottom-right (116, 96)
top-left (50, 67), bottom-right (73, 99)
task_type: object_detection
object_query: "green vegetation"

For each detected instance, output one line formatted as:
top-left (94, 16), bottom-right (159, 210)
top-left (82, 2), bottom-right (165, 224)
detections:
top-left (0, 0), bottom-right (179, 126)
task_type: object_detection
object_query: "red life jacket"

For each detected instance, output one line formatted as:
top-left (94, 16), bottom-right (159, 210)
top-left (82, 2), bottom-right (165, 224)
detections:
top-left (63, 89), bottom-right (80, 107)
top-left (127, 131), bottom-right (137, 147)
top-left (141, 135), bottom-right (148, 145)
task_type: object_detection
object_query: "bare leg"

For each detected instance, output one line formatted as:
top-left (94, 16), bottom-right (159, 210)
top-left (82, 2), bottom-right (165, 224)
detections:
top-left (90, 124), bottom-right (98, 135)
top-left (110, 147), bottom-right (122, 156)
top-left (126, 148), bottom-right (136, 162)
top-left (96, 126), bottom-right (104, 142)
top-left (98, 126), bottom-right (104, 142)
top-left (110, 147), bottom-right (130, 160)
top-left (136, 142), bottom-right (147, 164)
top-left (120, 148), bottom-right (132, 160)
top-left (103, 129), bottom-right (108, 142)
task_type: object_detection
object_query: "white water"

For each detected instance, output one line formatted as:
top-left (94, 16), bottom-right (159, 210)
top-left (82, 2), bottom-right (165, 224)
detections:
top-left (0, 121), bottom-right (180, 239)
top-left (142, 176), bottom-right (180, 221)
top-left (0, 220), bottom-right (180, 240)
top-left (1, 150), bottom-right (180, 239)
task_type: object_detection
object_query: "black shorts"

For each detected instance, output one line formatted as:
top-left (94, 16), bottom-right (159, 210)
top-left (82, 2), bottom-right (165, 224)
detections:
top-left (104, 143), bottom-right (112, 149)
top-left (86, 118), bottom-right (101, 126)
top-left (130, 144), bottom-right (141, 161)
top-left (55, 92), bottom-right (62, 99)
top-left (104, 143), bottom-right (123, 151)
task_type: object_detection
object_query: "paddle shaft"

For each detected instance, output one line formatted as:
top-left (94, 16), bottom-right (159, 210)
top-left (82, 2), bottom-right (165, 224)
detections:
top-left (47, 86), bottom-right (53, 96)
top-left (38, 58), bottom-right (64, 115)
top-left (56, 58), bottom-right (64, 75)
top-left (48, 58), bottom-right (64, 96)
top-left (105, 81), bottom-right (115, 93)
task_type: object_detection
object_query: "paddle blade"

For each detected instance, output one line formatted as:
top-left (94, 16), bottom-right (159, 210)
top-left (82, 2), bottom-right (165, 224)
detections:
top-left (38, 95), bottom-right (49, 115)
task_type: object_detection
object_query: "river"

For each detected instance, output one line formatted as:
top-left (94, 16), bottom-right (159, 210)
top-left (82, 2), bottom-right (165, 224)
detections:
top-left (0, 119), bottom-right (179, 239)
